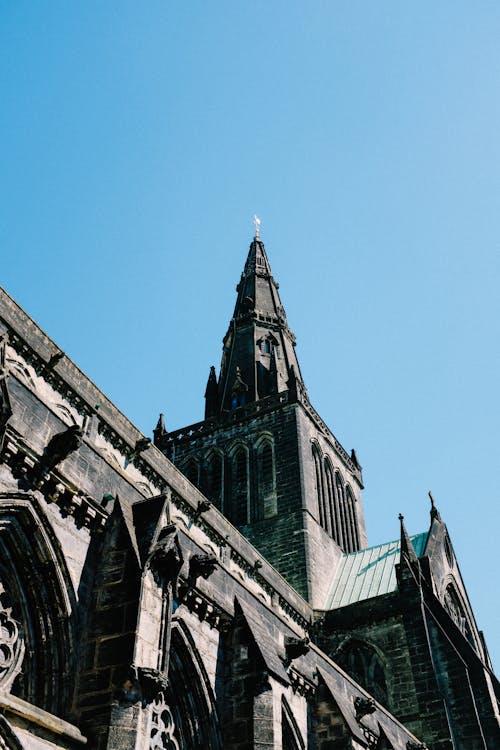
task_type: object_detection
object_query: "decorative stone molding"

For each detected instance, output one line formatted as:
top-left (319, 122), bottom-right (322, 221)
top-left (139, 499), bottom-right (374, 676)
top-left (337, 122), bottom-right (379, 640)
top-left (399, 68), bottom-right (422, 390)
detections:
top-left (181, 587), bottom-right (230, 632)
top-left (289, 668), bottom-right (315, 699)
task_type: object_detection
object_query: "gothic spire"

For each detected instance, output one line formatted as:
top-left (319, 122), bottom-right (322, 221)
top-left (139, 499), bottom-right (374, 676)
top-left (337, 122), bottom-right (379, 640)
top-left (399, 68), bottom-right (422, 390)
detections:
top-left (215, 235), bottom-right (307, 414)
top-left (153, 413), bottom-right (167, 447)
top-left (204, 366), bottom-right (218, 419)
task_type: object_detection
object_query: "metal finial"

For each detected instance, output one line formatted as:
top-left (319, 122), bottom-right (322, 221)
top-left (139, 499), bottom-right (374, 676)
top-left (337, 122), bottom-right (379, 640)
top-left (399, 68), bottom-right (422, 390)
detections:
top-left (253, 214), bottom-right (261, 239)
top-left (398, 513), bottom-right (404, 522)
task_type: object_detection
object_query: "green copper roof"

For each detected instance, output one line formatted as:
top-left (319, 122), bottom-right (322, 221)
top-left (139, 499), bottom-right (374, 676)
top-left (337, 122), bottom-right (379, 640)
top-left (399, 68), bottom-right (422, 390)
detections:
top-left (324, 532), bottom-right (428, 610)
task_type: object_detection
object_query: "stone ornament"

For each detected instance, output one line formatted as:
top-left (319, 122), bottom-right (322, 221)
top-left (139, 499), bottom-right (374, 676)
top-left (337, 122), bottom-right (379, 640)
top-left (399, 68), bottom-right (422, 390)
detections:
top-left (0, 583), bottom-right (23, 690)
top-left (150, 693), bottom-right (180, 750)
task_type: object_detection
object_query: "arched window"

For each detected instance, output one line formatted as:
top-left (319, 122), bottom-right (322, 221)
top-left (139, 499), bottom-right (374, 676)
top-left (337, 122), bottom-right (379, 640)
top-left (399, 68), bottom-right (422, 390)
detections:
top-left (282, 695), bottom-right (305, 749)
top-left (184, 458), bottom-right (199, 488)
top-left (335, 472), bottom-right (347, 551)
top-left (312, 445), bottom-right (327, 531)
top-left (155, 625), bottom-right (221, 749)
top-left (346, 486), bottom-right (360, 551)
top-left (443, 583), bottom-right (475, 646)
top-left (231, 447), bottom-right (249, 526)
top-left (324, 459), bottom-right (337, 541)
top-left (337, 642), bottom-right (388, 708)
top-left (257, 440), bottom-right (277, 519)
top-left (206, 452), bottom-right (223, 510)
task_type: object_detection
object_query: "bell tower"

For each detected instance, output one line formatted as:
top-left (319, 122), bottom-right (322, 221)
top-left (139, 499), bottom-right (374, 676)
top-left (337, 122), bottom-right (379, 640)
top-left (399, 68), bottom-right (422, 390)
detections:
top-left (154, 232), bottom-right (367, 606)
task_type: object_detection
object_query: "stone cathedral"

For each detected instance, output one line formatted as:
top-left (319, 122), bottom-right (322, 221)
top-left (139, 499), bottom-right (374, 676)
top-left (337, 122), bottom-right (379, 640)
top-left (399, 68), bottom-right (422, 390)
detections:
top-left (0, 234), bottom-right (498, 750)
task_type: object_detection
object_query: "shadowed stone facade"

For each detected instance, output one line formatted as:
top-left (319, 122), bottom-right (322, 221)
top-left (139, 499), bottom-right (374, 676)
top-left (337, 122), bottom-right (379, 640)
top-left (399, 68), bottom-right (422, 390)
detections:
top-left (0, 235), bottom-right (498, 749)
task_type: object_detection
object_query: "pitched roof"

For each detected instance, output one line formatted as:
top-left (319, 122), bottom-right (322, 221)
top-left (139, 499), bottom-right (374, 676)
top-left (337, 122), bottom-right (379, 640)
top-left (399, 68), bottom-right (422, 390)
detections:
top-left (324, 532), bottom-right (428, 610)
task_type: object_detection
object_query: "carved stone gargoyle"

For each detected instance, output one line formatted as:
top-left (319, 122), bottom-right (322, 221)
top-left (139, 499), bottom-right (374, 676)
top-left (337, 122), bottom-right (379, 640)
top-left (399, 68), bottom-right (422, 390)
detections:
top-left (354, 695), bottom-right (376, 721)
top-left (285, 636), bottom-right (310, 662)
top-left (41, 424), bottom-right (83, 472)
top-left (189, 553), bottom-right (217, 581)
top-left (116, 665), bottom-right (168, 708)
top-left (137, 666), bottom-right (168, 707)
top-left (149, 524), bottom-right (183, 592)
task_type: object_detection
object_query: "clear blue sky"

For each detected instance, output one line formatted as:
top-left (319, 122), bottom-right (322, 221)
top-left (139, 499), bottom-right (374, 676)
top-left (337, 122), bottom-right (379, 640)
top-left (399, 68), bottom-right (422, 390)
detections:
top-left (2, 3), bottom-right (499, 669)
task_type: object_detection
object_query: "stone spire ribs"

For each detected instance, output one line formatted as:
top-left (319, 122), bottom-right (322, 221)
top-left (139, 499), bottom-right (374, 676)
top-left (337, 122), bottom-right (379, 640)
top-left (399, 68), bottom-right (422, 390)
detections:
top-left (214, 237), bottom-right (307, 414)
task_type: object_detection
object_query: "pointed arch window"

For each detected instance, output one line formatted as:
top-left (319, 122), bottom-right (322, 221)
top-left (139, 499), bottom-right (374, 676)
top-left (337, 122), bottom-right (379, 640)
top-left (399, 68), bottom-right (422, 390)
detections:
top-left (160, 625), bottom-right (222, 749)
top-left (335, 472), bottom-right (347, 550)
top-left (257, 439), bottom-right (277, 519)
top-left (184, 458), bottom-right (199, 488)
top-left (443, 583), bottom-right (475, 646)
top-left (281, 695), bottom-right (305, 749)
top-left (346, 485), bottom-right (360, 551)
top-left (206, 452), bottom-right (223, 511)
top-left (312, 444), bottom-right (327, 531)
top-left (336, 641), bottom-right (388, 708)
top-left (324, 458), bottom-right (337, 541)
top-left (230, 446), bottom-right (249, 526)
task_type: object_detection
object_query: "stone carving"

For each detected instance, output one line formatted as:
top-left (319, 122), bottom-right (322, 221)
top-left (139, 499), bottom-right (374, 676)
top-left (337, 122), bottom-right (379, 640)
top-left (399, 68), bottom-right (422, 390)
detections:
top-left (41, 424), bottom-right (83, 472)
top-left (149, 525), bottom-right (183, 588)
top-left (138, 667), bottom-right (169, 707)
top-left (150, 692), bottom-right (180, 750)
top-left (189, 553), bottom-right (217, 581)
top-left (285, 636), bottom-right (310, 662)
top-left (0, 583), bottom-right (23, 690)
top-left (116, 666), bottom-right (169, 709)
top-left (354, 696), bottom-right (376, 721)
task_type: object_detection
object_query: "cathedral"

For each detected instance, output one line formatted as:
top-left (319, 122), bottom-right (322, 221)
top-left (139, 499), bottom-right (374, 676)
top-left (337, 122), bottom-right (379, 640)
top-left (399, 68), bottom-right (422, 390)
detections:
top-left (0, 232), bottom-right (498, 749)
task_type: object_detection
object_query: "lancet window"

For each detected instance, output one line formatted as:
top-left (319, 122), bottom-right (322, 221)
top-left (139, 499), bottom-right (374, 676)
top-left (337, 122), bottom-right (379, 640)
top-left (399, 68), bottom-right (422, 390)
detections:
top-left (230, 446), bottom-right (249, 526)
top-left (206, 451), bottom-right (223, 510)
top-left (183, 458), bottom-right (199, 488)
top-left (337, 641), bottom-right (388, 708)
top-left (257, 438), bottom-right (277, 518)
top-left (312, 444), bottom-right (327, 531)
top-left (345, 485), bottom-right (360, 551)
top-left (324, 458), bottom-right (338, 542)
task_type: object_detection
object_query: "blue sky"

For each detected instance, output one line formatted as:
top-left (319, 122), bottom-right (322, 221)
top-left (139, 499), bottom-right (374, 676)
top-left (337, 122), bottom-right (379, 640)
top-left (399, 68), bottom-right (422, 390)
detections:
top-left (2, 3), bottom-right (499, 669)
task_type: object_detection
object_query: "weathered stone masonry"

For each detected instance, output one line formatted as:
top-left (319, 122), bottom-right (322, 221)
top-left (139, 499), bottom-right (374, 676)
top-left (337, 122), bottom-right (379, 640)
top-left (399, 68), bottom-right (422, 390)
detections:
top-left (0, 233), bottom-right (498, 749)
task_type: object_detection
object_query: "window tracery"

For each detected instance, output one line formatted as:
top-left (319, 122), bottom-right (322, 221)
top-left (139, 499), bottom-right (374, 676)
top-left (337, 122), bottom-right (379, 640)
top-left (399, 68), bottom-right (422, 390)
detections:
top-left (0, 583), bottom-right (23, 691)
top-left (337, 642), bottom-right (388, 708)
top-left (443, 584), bottom-right (474, 645)
top-left (150, 693), bottom-right (180, 750)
